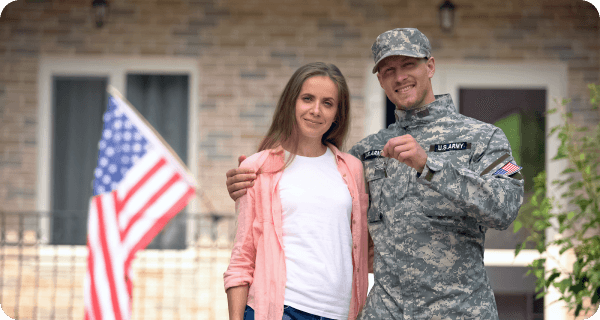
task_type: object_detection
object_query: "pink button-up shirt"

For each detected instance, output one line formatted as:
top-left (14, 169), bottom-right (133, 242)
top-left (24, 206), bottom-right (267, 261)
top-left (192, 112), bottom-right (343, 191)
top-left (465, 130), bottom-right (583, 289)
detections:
top-left (224, 144), bottom-right (370, 320)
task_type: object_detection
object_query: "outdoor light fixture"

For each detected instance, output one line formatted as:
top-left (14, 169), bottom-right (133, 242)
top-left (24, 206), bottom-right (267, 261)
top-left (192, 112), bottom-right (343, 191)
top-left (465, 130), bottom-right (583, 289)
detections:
top-left (92, 0), bottom-right (108, 28)
top-left (439, 0), bottom-right (455, 32)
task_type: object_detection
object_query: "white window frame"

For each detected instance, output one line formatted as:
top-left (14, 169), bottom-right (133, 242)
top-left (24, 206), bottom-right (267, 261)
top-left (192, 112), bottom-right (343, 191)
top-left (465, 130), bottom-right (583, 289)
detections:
top-left (37, 56), bottom-right (200, 245)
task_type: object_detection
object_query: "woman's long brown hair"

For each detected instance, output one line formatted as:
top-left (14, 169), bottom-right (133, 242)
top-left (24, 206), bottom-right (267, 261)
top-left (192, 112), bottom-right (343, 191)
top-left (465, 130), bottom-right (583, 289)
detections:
top-left (257, 62), bottom-right (350, 170)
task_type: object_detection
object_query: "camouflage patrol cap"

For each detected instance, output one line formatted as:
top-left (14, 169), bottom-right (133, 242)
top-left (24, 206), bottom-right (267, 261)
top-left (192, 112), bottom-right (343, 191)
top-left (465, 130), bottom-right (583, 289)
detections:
top-left (371, 28), bottom-right (431, 73)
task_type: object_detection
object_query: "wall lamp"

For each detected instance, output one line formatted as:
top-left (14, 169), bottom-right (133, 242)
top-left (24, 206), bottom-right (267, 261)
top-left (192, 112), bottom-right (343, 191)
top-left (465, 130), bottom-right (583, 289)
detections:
top-left (92, 0), bottom-right (108, 28)
top-left (439, 0), bottom-right (456, 33)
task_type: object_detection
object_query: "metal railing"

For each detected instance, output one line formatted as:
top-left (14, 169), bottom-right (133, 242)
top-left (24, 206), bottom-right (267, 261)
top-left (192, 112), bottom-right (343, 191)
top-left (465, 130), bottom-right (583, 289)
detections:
top-left (0, 211), bottom-right (237, 320)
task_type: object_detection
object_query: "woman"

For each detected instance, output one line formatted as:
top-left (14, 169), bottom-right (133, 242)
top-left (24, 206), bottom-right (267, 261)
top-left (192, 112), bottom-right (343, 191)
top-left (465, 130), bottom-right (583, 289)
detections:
top-left (223, 62), bottom-right (369, 320)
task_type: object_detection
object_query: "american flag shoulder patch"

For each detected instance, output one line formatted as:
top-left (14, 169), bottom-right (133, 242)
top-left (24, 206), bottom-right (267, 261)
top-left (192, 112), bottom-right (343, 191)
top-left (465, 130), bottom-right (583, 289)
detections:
top-left (493, 160), bottom-right (522, 176)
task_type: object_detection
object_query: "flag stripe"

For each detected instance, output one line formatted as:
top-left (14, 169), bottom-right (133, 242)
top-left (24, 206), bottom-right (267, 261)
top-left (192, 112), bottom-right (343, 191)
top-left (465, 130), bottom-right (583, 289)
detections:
top-left (121, 179), bottom-right (191, 254)
top-left (87, 196), bottom-right (115, 320)
top-left (86, 239), bottom-right (102, 320)
top-left (121, 171), bottom-right (181, 239)
top-left (108, 193), bottom-right (132, 319)
top-left (115, 148), bottom-right (162, 196)
top-left (118, 157), bottom-right (167, 213)
top-left (96, 196), bottom-right (124, 320)
top-left (125, 186), bottom-right (195, 271)
top-left (118, 152), bottom-right (172, 231)
top-left (126, 266), bottom-right (133, 302)
top-left (118, 162), bottom-right (176, 231)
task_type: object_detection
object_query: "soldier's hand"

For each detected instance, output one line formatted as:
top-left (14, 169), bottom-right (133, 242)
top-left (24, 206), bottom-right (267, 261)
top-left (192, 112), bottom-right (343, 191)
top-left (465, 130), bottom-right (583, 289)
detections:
top-left (382, 134), bottom-right (427, 173)
top-left (225, 155), bottom-right (256, 201)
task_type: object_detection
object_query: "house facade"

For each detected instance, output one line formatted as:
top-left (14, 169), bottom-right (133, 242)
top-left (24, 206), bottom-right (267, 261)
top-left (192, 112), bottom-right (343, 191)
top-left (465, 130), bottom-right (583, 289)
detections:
top-left (0, 0), bottom-right (598, 319)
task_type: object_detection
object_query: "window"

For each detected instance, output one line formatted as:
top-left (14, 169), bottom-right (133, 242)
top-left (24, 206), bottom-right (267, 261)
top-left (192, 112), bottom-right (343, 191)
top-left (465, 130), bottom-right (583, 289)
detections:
top-left (39, 57), bottom-right (199, 248)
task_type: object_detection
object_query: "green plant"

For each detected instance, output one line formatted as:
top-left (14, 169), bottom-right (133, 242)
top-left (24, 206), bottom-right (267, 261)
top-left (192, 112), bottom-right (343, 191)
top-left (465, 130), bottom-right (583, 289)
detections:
top-left (514, 83), bottom-right (600, 317)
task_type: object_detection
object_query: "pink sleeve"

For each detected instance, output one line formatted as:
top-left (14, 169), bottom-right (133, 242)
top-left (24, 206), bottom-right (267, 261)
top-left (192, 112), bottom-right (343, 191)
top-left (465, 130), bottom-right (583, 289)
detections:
top-left (348, 154), bottom-right (367, 195)
top-left (223, 184), bottom-right (257, 291)
top-left (356, 162), bottom-right (367, 196)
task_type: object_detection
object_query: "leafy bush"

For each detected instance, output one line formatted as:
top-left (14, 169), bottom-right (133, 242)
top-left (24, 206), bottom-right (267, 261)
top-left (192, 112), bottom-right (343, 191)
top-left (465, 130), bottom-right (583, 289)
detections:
top-left (514, 83), bottom-right (600, 317)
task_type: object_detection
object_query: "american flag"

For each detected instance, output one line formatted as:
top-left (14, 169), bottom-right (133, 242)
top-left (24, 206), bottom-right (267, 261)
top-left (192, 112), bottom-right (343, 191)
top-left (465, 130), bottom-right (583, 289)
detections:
top-left (493, 160), bottom-right (522, 176)
top-left (85, 87), bottom-right (196, 320)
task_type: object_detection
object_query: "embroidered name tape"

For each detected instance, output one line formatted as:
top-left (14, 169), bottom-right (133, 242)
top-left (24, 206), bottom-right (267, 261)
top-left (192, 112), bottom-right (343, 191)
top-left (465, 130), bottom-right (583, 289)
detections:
top-left (493, 161), bottom-right (522, 176)
top-left (362, 150), bottom-right (383, 160)
top-left (429, 142), bottom-right (471, 152)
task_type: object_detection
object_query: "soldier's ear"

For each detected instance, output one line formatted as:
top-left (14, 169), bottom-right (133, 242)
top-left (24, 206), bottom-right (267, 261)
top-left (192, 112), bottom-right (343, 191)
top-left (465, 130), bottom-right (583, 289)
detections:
top-left (427, 57), bottom-right (435, 78)
top-left (376, 72), bottom-right (384, 88)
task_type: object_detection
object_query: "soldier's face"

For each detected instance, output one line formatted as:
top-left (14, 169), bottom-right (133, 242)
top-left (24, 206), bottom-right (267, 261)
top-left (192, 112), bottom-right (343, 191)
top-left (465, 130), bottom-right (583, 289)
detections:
top-left (377, 56), bottom-right (436, 111)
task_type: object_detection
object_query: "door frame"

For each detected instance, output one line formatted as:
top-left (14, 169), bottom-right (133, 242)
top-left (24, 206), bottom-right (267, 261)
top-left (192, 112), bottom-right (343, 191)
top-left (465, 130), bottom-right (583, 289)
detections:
top-left (430, 61), bottom-right (568, 252)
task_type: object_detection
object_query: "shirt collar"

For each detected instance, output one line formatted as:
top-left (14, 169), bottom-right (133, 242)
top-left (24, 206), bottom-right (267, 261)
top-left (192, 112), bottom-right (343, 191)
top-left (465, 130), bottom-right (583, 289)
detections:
top-left (268, 145), bottom-right (286, 156)
top-left (269, 143), bottom-right (346, 163)
top-left (327, 143), bottom-right (345, 163)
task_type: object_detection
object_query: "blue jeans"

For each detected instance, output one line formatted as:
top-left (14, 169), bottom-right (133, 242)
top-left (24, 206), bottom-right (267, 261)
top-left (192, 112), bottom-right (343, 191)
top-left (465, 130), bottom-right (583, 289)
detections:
top-left (243, 305), bottom-right (337, 320)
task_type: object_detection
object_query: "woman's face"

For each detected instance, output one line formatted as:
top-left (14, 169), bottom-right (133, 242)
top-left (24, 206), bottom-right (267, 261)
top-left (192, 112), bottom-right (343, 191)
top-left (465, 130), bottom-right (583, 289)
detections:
top-left (294, 76), bottom-right (339, 143)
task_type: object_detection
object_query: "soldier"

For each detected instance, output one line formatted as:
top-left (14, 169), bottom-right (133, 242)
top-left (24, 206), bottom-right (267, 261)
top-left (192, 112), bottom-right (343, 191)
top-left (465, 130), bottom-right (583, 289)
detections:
top-left (226, 28), bottom-right (525, 320)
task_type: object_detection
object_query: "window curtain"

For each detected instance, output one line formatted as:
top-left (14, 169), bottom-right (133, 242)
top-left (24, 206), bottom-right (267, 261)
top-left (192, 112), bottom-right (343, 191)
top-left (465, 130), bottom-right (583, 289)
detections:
top-left (52, 77), bottom-right (107, 245)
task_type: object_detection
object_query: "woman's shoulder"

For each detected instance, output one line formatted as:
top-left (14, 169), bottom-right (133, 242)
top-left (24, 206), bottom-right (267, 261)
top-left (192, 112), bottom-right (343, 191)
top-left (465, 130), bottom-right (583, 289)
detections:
top-left (239, 150), bottom-right (270, 170)
top-left (240, 148), bottom-right (284, 171)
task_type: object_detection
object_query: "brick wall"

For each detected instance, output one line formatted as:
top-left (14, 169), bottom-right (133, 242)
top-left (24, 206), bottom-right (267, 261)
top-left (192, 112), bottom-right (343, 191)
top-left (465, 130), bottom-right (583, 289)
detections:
top-left (0, 0), bottom-right (598, 317)
top-left (0, 0), bottom-right (598, 215)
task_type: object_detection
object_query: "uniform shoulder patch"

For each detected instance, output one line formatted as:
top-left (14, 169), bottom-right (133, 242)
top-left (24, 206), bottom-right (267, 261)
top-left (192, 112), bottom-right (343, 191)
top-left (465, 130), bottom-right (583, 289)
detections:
top-left (493, 160), bottom-right (522, 176)
top-left (429, 142), bottom-right (471, 152)
top-left (480, 153), bottom-right (510, 176)
top-left (362, 150), bottom-right (383, 160)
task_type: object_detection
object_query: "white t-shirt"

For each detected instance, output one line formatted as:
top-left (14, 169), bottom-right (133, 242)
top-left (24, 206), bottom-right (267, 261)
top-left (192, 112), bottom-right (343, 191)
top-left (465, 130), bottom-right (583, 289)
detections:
top-left (279, 147), bottom-right (353, 319)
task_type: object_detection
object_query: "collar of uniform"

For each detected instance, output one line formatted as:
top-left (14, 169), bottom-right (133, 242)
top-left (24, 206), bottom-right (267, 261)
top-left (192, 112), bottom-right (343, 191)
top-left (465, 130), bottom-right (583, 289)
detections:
top-left (394, 93), bottom-right (455, 128)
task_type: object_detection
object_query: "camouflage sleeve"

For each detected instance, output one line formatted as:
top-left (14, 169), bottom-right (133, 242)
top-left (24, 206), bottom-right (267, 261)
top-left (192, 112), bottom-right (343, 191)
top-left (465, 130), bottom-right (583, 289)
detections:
top-left (348, 143), bottom-right (362, 159)
top-left (417, 127), bottom-right (524, 230)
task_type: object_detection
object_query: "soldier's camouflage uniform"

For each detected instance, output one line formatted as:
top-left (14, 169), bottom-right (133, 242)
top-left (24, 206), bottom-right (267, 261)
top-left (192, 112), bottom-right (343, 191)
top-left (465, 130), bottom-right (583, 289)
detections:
top-left (350, 94), bottom-right (525, 320)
